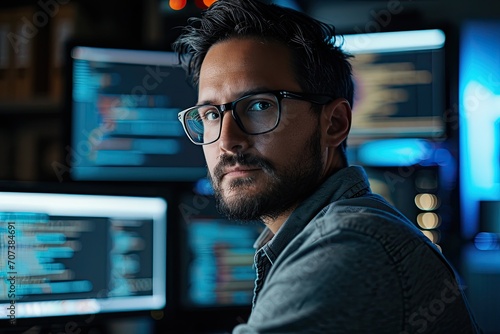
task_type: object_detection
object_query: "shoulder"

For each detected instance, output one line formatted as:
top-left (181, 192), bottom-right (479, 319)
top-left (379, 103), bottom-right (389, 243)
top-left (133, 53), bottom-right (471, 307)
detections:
top-left (253, 196), bottom-right (409, 332)
top-left (277, 192), bottom-right (459, 300)
top-left (251, 194), bottom-right (480, 333)
top-left (304, 193), bottom-right (429, 253)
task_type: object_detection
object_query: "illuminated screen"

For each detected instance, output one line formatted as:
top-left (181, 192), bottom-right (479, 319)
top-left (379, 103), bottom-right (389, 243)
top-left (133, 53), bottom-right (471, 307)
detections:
top-left (0, 192), bottom-right (167, 320)
top-left (459, 21), bottom-right (500, 239)
top-left (182, 214), bottom-right (262, 307)
top-left (68, 45), bottom-right (206, 181)
top-left (339, 29), bottom-right (446, 144)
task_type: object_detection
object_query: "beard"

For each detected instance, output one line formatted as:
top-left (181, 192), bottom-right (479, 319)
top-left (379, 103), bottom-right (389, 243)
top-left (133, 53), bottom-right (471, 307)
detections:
top-left (208, 129), bottom-right (323, 222)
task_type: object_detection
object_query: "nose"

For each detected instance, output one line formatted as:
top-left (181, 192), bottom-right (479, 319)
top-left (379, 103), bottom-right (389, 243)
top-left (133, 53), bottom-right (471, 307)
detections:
top-left (217, 111), bottom-right (250, 153)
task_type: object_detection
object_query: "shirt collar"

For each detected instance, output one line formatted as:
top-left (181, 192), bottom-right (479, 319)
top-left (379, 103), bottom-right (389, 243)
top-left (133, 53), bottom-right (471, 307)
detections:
top-left (254, 166), bottom-right (371, 257)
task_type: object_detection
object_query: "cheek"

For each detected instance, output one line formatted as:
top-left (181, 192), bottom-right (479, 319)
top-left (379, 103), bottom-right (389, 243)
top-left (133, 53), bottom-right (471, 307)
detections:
top-left (203, 146), bottom-right (218, 172)
top-left (253, 130), bottom-right (306, 164)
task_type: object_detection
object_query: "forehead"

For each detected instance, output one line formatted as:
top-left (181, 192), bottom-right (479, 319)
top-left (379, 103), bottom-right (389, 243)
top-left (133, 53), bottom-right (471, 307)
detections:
top-left (198, 38), bottom-right (301, 102)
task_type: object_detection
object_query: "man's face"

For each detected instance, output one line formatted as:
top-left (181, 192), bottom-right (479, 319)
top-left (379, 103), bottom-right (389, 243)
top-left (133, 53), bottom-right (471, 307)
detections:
top-left (199, 38), bottom-right (325, 223)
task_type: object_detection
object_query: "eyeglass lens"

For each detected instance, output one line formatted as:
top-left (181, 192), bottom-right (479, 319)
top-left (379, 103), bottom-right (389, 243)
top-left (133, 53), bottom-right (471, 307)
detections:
top-left (183, 92), bottom-right (280, 144)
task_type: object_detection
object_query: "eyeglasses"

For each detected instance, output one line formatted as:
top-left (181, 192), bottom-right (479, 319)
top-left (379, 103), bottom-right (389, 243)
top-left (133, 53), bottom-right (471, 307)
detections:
top-left (177, 90), bottom-right (334, 145)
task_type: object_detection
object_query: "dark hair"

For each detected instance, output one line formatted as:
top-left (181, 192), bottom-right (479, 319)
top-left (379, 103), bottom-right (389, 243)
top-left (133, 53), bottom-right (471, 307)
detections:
top-left (172, 0), bottom-right (354, 159)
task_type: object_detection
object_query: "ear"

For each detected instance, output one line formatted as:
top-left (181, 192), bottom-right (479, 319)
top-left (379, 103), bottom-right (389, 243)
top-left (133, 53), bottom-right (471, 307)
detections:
top-left (320, 98), bottom-right (352, 148)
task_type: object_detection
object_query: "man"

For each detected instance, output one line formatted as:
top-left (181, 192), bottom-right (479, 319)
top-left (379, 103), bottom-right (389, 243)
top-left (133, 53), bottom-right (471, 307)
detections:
top-left (173, 0), bottom-right (481, 332)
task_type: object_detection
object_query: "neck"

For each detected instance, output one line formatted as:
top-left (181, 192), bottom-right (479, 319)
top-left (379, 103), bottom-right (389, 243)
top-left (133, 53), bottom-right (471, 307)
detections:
top-left (262, 164), bottom-right (346, 235)
top-left (261, 206), bottom-right (296, 234)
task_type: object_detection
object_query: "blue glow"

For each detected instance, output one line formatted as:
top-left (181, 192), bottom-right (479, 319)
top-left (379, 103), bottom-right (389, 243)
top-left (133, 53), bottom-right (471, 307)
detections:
top-left (194, 178), bottom-right (214, 196)
top-left (72, 46), bottom-right (178, 66)
top-left (474, 232), bottom-right (500, 251)
top-left (0, 212), bottom-right (48, 223)
top-left (42, 262), bottom-right (66, 271)
top-left (357, 138), bottom-right (432, 166)
top-left (95, 151), bottom-right (145, 166)
top-left (463, 244), bottom-right (500, 273)
top-left (45, 247), bottom-right (75, 258)
top-left (338, 29), bottom-right (445, 54)
top-left (133, 139), bottom-right (180, 154)
top-left (435, 148), bottom-right (457, 190)
top-left (459, 21), bottom-right (500, 239)
top-left (36, 233), bottom-right (66, 244)
top-left (272, 0), bottom-right (301, 11)
top-left (18, 280), bottom-right (93, 295)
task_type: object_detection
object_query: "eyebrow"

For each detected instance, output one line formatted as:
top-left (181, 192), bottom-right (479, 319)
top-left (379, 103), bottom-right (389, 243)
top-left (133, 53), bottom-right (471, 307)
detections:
top-left (197, 86), bottom-right (274, 106)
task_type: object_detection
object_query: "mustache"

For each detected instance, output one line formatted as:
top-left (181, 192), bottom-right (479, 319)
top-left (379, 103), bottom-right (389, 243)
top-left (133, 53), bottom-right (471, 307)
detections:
top-left (213, 153), bottom-right (276, 181)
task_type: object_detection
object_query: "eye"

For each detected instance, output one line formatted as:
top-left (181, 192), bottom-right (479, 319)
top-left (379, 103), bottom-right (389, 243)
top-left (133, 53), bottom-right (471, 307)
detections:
top-left (248, 100), bottom-right (273, 112)
top-left (198, 106), bottom-right (220, 121)
top-left (204, 110), bottom-right (220, 121)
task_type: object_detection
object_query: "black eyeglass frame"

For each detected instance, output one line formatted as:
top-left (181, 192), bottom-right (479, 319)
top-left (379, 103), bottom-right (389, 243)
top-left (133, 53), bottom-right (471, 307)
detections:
top-left (177, 90), bottom-right (335, 145)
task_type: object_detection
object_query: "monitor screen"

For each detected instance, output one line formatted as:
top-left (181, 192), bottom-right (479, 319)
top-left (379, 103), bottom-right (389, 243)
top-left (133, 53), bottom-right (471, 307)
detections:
top-left (67, 45), bottom-right (206, 181)
top-left (0, 192), bottom-right (167, 323)
top-left (177, 188), bottom-right (262, 308)
top-left (339, 29), bottom-right (446, 144)
top-left (184, 218), bottom-right (261, 307)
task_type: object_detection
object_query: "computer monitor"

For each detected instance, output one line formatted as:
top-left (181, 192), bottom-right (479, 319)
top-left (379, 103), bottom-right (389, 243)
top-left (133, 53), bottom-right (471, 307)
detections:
top-left (183, 218), bottom-right (261, 307)
top-left (0, 191), bottom-right (167, 324)
top-left (338, 29), bottom-right (446, 145)
top-left (65, 43), bottom-right (206, 182)
top-left (176, 185), bottom-right (262, 309)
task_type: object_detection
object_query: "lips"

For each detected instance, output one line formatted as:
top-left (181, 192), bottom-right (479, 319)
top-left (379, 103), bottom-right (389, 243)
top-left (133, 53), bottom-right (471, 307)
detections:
top-left (213, 153), bottom-right (275, 183)
top-left (222, 166), bottom-right (260, 178)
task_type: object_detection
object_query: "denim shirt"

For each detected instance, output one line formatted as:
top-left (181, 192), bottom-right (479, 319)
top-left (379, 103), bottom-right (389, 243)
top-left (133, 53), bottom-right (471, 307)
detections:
top-left (233, 166), bottom-right (480, 334)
